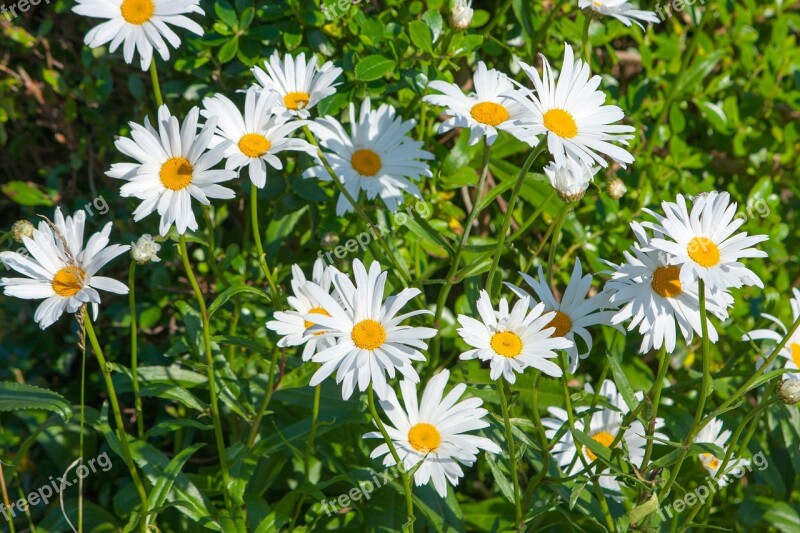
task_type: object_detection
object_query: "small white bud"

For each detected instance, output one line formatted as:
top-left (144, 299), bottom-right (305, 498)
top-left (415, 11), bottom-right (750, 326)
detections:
top-left (451, 0), bottom-right (473, 31)
top-left (11, 220), bottom-right (35, 243)
top-left (607, 177), bottom-right (627, 200)
top-left (544, 157), bottom-right (598, 203)
top-left (777, 376), bottom-right (800, 405)
top-left (131, 234), bottom-right (161, 265)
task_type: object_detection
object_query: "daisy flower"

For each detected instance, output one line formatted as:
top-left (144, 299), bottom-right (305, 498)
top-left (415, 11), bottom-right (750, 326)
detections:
top-left (72, 0), bottom-right (204, 71)
top-left (266, 258), bottom-right (337, 362)
top-left (252, 52), bottom-right (343, 118)
top-left (579, 0), bottom-right (660, 29)
top-left (504, 44), bottom-right (635, 168)
top-left (694, 418), bottom-right (751, 486)
top-left (423, 62), bottom-right (530, 146)
top-left (645, 192), bottom-right (769, 294)
top-left (300, 259), bottom-right (436, 400)
top-left (106, 105), bottom-right (237, 236)
top-left (364, 369), bottom-right (501, 497)
top-left (0, 209), bottom-right (129, 329)
top-left (543, 155), bottom-right (600, 203)
top-left (456, 290), bottom-right (572, 382)
top-left (506, 259), bottom-right (617, 373)
top-left (742, 288), bottom-right (800, 372)
top-left (605, 222), bottom-right (728, 354)
top-left (304, 99), bottom-right (434, 215)
top-left (542, 379), bottom-right (666, 494)
top-left (201, 88), bottom-right (316, 188)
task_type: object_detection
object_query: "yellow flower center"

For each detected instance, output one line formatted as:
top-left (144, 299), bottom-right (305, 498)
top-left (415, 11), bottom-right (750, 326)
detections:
top-left (490, 331), bottom-right (523, 358)
top-left (687, 236), bottom-right (721, 268)
top-left (790, 343), bottom-right (800, 368)
top-left (651, 265), bottom-right (682, 298)
top-left (120, 0), bottom-right (155, 25)
top-left (283, 92), bottom-right (311, 110)
top-left (546, 311), bottom-right (572, 338)
top-left (469, 102), bottom-right (510, 127)
top-left (52, 266), bottom-right (85, 297)
top-left (304, 306), bottom-right (331, 336)
top-left (351, 319), bottom-right (386, 350)
top-left (238, 133), bottom-right (271, 158)
top-left (586, 431), bottom-right (615, 461)
top-left (159, 157), bottom-right (193, 191)
top-left (543, 108), bottom-right (578, 138)
top-left (701, 453), bottom-right (721, 470)
top-left (408, 423), bottom-right (441, 453)
top-left (350, 148), bottom-right (382, 177)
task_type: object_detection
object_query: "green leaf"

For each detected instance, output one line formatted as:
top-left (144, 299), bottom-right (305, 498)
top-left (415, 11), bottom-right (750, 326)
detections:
top-left (218, 36), bottom-right (239, 63)
top-left (355, 55), bottom-right (396, 81)
top-left (145, 443), bottom-right (205, 525)
top-left (139, 384), bottom-right (208, 412)
top-left (215, 0), bottom-right (238, 27)
top-left (0, 382), bottom-right (71, 420)
top-left (606, 351), bottom-right (639, 413)
top-left (408, 20), bottom-right (433, 53)
top-left (629, 492), bottom-right (659, 524)
top-left (208, 285), bottom-right (270, 317)
top-left (1, 181), bottom-right (57, 207)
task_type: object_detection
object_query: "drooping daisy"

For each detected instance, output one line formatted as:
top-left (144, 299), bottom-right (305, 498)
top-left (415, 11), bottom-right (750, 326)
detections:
top-left (304, 99), bottom-right (434, 215)
top-left (742, 288), bottom-right (800, 372)
top-left (201, 88), bottom-right (316, 188)
top-left (504, 44), bottom-right (635, 168)
top-left (364, 369), bottom-right (501, 497)
top-left (300, 259), bottom-right (436, 400)
top-left (542, 379), bottom-right (666, 494)
top-left (252, 52), bottom-right (343, 118)
top-left (579, 0), bottom-right (660, 29)
top-left (423, 62), bottom-right (530, 146)
top-left (0, 209), bottom-right (129, 329)
top-left (543, 156), bottom-right (600, 202)
top-left (645, 192), bottom-right (769, 294)
top-left (605, 222), bottom-right (728, 354)
top-left (506, 259), bottom-right (617, 372)
top-left (456, 290), bottom-right (572, 382)
top-left (106, 105), bottom-right (237, 236)
top-left (266, 258), bottom-right (338, 362)
top-left (694, 418), bottom-right (751, 486)
top-left (72, 0), bottom-right (204, 71)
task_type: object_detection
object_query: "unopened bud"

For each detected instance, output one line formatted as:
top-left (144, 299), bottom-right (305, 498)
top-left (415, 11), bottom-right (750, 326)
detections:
top-left (321, 232), bottom-right (339, 250)
top-left (544, 157), bottom-right (598, 204)
top-left (607, 177), bottom-right (627, 200)
top-left (131, 234), bottom-right (161, 264)
top-left (777, 376), bottom-right (800, 405)
top-left (11, 220), bottom-right (35, 242)
top-left (451, 0), bottom-right (473, 31)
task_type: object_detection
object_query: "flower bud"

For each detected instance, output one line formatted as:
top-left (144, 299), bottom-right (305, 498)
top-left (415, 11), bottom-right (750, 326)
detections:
top-left (320, 232), bottom-right (340, 250)
top-left (607, 177), bottom-right (627, 200)
top-left (777, 376), bottom-right (800, 405)
top-left (544, 157), bottom-right (598, 203)
top-left (451, 0), bottom-right (473, 31)
top-left (11, 220), bottom-right (35, 243)
top-left (131, 234), bottom-right (161, 264)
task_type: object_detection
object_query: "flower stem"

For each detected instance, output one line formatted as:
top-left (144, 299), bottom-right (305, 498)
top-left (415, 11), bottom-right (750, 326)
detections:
top-left (83, 312), bottom-right (148, 532)
top-left (497, 380), bottom-right (522, 527)
top-left (485, 141), bottom-right (546, 297)
top-left (367, 384), bottom-right (415, 532)
top-left (149, 59), bottom-right (163, 108)
top-left (545, 203), bottom-right (570, 286)
top-left (128, 262), bottom-right (144, 438)
top-left (640, 346), bottom-right (670, 473)
top-left (177, 235), bottom-right (233, 513)
top-left (247, 346), bottom-right (282, 447)
top-left (581, 10), bottom-right (593, 64)
top-left (250, 184), bottom-right (280, 301)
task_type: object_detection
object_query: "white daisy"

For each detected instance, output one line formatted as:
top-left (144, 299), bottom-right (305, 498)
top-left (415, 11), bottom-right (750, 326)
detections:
top-left (506, 259), bottom-right (617, 373)
top-left (543, 155), bottom-right (600, 202)
top-left (605, 222), bottom-right (728, 354)
top-left (364, 369), bottom-right (501, 497)
top-left (252, 51), bottom-right (343, 118)
top-left (0, 209), bottom-right (129, 329)
top-left (106, 105), bottom-right (237, 236)
top-left (456, 290), bottom-right (572, 382)
top-left (579, 0), bottom-right (660, 29)
top-left (504, 44), bottom-right (635, 168)
top-left (742, 288), bottom-right (800, 372)
top-left (423, 62), bottom-right (530, 146)
top-left (543, 379), bottom-right (666, 493)
top-left (694, 418), bottom-right (751, 486)
top-left (266, 258), bottom-right (337, 362)
top-left (72, 0), bottom-right (204, 71)
top-left (645, 192), bottom-right (769, 294)
top-left (201, 88), bottom-right (316, 188)
top-left (300, 259), bottom-right (437, 400)
top-left (304, 99), bottom-right (434, 215)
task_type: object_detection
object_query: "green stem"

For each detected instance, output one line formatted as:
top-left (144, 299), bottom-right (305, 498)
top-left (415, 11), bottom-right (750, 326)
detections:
top-left (497, 380), bottom-right (522, 527)
top-left (149, 59), bottom-right (163, 107)
top-left (177, 235), bottom-right (233, 513)
top-left (485, 141), bottom-right (546, 297)
top-left (367, 384), bottom-right (415, 532)
top-left (128, 262), bottom-right (144, 438)
top-left (581, 10), bottom-right (593, 64)
top-left (250, 184), bottom-right (280, 300)
top-left (79, 318), bottom-right (87, 533)
top-left (247, 347), bottom-right (282, 447)
top-left (524, 372), bottom-right (549, 506)
top-left (0, 463), bottom-right (15, 533)
top-left (592, 480), bottom-right (616, 532)
top-left (640, 347), bottom-right (670, 474)
top-left (545, 203), bottom-right (570, 286)
top-left (204, 206), bottom-right (222, 286)
top-left (83, 313), bottom-right (148, 532)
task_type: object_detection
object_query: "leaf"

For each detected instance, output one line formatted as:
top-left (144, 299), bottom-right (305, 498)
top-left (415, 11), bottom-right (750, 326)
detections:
top-left (764, 501), bottom-right (800, 533)
top-left (215, 0), bottom-right (238, 27)
top-left (629, 493), bottom-right (659, 524)
top-left (145, 443), bottom-right (205, 525)
top-left (0, 382), bottom-right (71, 420)
top-left (408, 20), bottom-right (433, 53)
top-left (1, 181), bottom-right (57, 206)
top-left (606, 352), bottom-right (639, 413)
top-left (355, 55), bottom-right (396, 81)
top-left (674, 50), bottom-right (725, 96)
top-left (218, 36), bottom-right (239, 63)
top-left (139, 384), bottom-right (208, 412)
top-left (485, 454), bottom-right (516, 505)
top-left (208, 285), bottom-right (270, 317)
